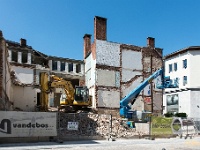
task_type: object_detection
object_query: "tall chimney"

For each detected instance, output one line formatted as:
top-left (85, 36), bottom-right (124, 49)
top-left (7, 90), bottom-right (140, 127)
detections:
top-left (147, 37), bottom-right (155, 48)
top-left (20, 38), bottom-right (26, 47)
top-left (83, 34), bottom-right (91, 58)
top-left (94, 16), bottom-right (107, 41)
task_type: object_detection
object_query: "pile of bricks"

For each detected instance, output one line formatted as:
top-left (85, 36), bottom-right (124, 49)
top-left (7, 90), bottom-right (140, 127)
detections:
top-left (58, 112), bottom-right (149, 139)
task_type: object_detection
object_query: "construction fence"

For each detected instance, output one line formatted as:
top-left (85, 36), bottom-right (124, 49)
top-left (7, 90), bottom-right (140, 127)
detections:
top-left (0, 111), bottom-right (199, 143)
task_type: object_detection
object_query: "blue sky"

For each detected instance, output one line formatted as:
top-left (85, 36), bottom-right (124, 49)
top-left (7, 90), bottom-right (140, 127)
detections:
top-left (1, 0), bottom-right (200, 60)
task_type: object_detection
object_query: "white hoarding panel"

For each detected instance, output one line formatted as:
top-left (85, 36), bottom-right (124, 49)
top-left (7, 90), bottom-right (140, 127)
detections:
top-left (67, 122), bottom-right (79, 130)
top-left (0, 111), bottom-right (57, 137)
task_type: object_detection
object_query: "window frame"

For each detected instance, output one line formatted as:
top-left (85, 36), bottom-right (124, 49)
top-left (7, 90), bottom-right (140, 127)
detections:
top-left (169, 64), bottom-right (173, 73)
top-left (183, 76), bottom-right (187, 86)
top-left (174, 62), bottom-right (177, 71)
top-left (183, 59), bottom-right (187, 69)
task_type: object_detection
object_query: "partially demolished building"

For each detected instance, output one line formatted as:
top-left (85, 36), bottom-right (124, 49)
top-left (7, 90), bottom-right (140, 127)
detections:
top-left (84, 16), bottom-right (163, 114)
top-left (0, 31), bottom-right (85, 111)
top-left (0, 16), bottom-right (163, 114)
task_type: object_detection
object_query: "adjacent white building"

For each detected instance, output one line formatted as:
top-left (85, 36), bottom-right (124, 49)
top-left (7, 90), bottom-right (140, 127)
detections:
top-left (163, 46), bottom-right (200, 118)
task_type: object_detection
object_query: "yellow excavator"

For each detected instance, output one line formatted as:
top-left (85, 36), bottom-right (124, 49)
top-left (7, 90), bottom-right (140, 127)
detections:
top-left (40, 72), bottom-right (92, 112)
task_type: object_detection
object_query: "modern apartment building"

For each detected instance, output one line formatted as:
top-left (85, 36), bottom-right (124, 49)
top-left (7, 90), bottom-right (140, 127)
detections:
top-left (163, 46), bottom-right (200, 118)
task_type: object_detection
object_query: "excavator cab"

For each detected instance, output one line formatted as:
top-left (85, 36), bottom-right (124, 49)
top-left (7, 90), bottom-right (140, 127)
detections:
top-left (73, 86), bottom-right (92, 107)
top-left (74, 86), bottom-right (89, 102)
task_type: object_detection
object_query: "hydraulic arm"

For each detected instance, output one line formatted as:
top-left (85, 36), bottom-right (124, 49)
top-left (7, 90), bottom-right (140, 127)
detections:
top-left (120, 68), bottom-right (178, 119)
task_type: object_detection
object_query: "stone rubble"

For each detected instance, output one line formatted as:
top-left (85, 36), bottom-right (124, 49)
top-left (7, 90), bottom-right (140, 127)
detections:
top-left (58, 112), bottom-right (149, 139)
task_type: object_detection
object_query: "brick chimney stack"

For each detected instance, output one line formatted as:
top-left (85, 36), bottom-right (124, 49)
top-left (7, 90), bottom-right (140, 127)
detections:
top-left (147, 37), bottom-right (155, 48)
top-left (20, 38), bottom-right (26, 47)
top-left (83, 34), bottom-right (92, 58)
top-left (94, 16), bottom-right (107, 41)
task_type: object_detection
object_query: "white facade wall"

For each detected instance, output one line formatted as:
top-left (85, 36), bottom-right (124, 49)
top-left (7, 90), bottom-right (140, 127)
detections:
top-left (18, 52), bottom-right (22, 63)
top-left (163, 90), bottom-right (200, 118)
top-left (121, 49), bottom-right (144, 110)
top-left (85, 53), bottom-right (96, 107)
top-left (11, 66), bottom-right (33, 84)
top-left (179, 91), bottom-right (191, 115)
top-left (122, 50), bottom-right (142, 72)
top-left (57, 61), bottom-right (61, 71)
top-left (12, 86), bottom-right (37, 111)
top-left (164, 49), bottom-right (200, 118)
top-left (96, 40), bottom-right (120, 67)
top-left (165, 51), bottom-right (190, 91)
top-left (121, 76), bottom-right (143, 98)
top-left (85, 54), bottom-right (96, 88)
top-left (97, 90), bottom-right (120, 108)
top-left (94, 40), bottom-right (121, 108)
top-left (97, 69), bottom-right (116, 87)
top-left (27, 53), bottom-right (31, 64)
top-left (190, 91), bottom-right (200, 118)
top-left (89, 87), bottom-right (96, 108)
top-left (190, 51), bottom-right (200, 88)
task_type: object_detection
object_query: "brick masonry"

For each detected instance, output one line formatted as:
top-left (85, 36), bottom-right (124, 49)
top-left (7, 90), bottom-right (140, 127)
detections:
top-left (58, 112), bottom-right (149, 140)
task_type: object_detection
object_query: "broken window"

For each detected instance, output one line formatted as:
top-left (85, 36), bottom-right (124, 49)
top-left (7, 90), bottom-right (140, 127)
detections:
top-left (76, 64), bottom-right (81, 73)
top-left (61, 62), bottom-right (65, 71)
top-left (11, 51), bottom-right (18, 62)
top-left (52, 61), bottom-right (57, 70)
top-left (68, 63), bottom-right (73, 72)
top-left (22, 52), bottom-right (28, 63)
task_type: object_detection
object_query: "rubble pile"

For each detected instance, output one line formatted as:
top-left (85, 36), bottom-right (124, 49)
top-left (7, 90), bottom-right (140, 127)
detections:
top-left (58, 112), bottom-right (149, 139)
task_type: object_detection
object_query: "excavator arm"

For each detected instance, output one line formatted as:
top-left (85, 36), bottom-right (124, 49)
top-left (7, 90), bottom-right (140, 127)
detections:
top-left (40, 72), bottom-right (92, 112)
top-left (50, 75), bottom-right (75, 105)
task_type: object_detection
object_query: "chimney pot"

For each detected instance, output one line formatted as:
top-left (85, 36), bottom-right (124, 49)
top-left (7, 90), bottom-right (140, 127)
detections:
top-left (147, 37), bottom-right (155, 48)
top-left (20, 38), bottom-right (26, 47)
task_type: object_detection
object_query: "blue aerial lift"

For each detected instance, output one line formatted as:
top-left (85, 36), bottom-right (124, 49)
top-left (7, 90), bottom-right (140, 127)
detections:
top-left (120, 68), bottom-right (178, 120)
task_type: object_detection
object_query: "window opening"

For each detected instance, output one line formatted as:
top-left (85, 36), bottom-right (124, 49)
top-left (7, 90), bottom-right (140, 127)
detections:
top-left (169, 64), bottom-right (173, 73)
top-left (11, 51), bottom-right (18, 62)
top-left (52, 61), bottom-right (57, 70)
top-left (68, 63), bottom-right (73, 72)
top-left (61, 62), bottom-right (65, 71)
top-left (183, 76), bottom-right (187, 86)
top-left (22, 52), bottom-right (28, 63)
top-left (76, 64), bottom-right (81, 73)
top-left (174, 63), bottom-right (177, 71)
top-left (183, 59), bottom-right (187, 69)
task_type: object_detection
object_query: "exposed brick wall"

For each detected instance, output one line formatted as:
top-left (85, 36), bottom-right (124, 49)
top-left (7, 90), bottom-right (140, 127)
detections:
top-left (94, 16), bottom-right (107, 41)
top-left (142, 47), bottom-right (163, 113)
top-left (83, 34), bottom-right (91, 59)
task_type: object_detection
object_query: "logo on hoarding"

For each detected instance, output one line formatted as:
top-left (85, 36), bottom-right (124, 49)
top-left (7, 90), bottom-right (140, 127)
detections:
top-left (0, 119), bottom-right (11, 134)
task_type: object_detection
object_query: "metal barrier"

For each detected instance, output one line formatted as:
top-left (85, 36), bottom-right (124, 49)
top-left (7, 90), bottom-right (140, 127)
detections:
top-left (193, 118), bottom-right (200, 134)
top-left (171, 117), bottom-right (198, 139)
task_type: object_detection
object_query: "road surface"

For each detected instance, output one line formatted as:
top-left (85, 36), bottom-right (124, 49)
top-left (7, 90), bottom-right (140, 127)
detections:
top-left (0, 136), bottom-right (200, 150)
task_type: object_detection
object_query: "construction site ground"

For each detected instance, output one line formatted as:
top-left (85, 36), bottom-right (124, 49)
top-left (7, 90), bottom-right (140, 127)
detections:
top-left (0, 136), bottom-right (200, 150)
